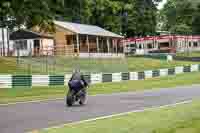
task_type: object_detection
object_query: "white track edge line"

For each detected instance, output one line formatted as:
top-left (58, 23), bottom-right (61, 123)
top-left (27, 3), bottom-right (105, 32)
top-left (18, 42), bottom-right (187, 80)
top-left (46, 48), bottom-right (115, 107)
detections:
top-left (28, 100), bottom-right (192, 133)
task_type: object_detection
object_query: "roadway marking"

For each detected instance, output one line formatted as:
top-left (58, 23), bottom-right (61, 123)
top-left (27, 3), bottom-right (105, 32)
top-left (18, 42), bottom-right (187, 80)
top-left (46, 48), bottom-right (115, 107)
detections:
top-left (0, 98), bottom-right (65, 106)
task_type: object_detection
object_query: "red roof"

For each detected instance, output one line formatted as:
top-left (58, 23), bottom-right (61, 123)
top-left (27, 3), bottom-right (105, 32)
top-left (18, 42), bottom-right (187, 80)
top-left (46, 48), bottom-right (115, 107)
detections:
top-left (123, 35), bottom-right (200, 43)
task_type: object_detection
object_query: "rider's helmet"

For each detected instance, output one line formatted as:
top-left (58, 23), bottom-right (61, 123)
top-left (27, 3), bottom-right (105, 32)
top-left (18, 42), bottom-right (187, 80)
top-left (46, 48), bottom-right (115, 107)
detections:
top-left (73, 67), bottom-right (80, 73)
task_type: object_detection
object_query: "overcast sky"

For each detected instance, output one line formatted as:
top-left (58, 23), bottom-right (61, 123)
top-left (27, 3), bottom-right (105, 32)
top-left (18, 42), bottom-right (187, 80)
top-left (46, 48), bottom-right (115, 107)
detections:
top-left (157, 0), bottom-right (167, 9)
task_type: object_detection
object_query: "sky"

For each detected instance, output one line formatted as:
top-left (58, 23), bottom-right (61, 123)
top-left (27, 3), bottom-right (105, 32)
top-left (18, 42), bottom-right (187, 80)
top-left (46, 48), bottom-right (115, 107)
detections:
top-left (157, 0), bottom-right (167, 10)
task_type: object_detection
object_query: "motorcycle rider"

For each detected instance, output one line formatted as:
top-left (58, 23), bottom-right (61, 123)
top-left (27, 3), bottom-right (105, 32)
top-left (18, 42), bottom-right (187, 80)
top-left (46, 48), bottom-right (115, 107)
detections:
top-left (68, 69), bottom-right (88, 91)
top-left (67, 68), bottom-right (88, 105)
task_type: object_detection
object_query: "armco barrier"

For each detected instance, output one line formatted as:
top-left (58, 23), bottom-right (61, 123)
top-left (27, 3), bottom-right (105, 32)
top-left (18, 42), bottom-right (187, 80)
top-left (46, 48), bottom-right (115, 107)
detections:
top-left (0, 64), bottom-right (199, 88)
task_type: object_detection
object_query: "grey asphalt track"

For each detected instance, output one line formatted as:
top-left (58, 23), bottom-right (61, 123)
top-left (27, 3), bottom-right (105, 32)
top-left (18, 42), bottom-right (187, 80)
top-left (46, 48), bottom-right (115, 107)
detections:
top-left (1, 85), bottom-right (200, 133)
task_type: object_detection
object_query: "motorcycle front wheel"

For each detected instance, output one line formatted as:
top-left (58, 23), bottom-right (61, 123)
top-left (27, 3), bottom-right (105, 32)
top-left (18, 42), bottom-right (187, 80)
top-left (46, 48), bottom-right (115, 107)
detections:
top-left (79, 90), bottom-right (87, 105)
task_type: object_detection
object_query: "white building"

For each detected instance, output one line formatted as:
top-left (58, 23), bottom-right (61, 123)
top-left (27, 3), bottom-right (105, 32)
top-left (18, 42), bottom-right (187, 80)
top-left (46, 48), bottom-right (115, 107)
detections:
top-left (0, 28), bottom-right (9, 56)
top-left (123, 35), bottom-right (200, 55)
top-left (10, 30), bottom-right (54, 56)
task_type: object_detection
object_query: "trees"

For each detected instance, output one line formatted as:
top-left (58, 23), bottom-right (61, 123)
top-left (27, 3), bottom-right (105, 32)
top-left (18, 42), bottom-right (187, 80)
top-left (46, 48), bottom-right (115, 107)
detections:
top-left (0, 0), bottom-right (12, 27)
top-left (192, 4), bottom-right (200, 35)
top-left (89, 0), bottom-right (123, 33)
top-left (170, 24), bottom-right (192, 35)
top-left (160, 0), bottom-right (200, 35)
top-left (60, 0), bottom-right (92, 24)
top-left (0, 0), bottom-right (162, 36)
top-left (59, 0), bottom-right (161, 37)
top-left (130, 0), bottom-right (158, 37)
top-left (0, 0), bottom-right (64, 32)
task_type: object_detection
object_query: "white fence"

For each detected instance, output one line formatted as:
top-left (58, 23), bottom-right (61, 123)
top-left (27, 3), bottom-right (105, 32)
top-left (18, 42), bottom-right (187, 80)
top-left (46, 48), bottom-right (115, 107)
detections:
top-left (79, 53), bottom-right (125, 58)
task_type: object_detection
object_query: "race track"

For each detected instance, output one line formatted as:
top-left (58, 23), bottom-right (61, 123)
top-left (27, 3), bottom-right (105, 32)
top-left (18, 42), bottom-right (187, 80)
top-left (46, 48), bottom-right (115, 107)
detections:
top-left (1, 85), bottom-right (200, 133)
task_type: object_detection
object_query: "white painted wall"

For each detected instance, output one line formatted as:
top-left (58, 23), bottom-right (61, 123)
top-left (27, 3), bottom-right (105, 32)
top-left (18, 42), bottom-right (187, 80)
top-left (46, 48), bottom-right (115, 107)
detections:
top-left (0, 28), bottom-right (9, 56)
top-left (12, 39), bottom-right (33, 56)
top-left (12, 38), bottom-right (54, 56)
top-left (135, 49), bottom-right (145, 55)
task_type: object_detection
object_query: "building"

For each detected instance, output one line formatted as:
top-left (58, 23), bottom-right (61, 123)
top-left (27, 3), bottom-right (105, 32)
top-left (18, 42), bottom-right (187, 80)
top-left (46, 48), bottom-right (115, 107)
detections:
top-left (10, 21), bottom-right (124, 58)
top-left (10, 30), bottom-right (54, 56)
top-left (123, 35), bottom-right (200, 55)
top-left (0, 28), bottom-right (9, 56)
top-left (52, 21), bottom-right (124, 57)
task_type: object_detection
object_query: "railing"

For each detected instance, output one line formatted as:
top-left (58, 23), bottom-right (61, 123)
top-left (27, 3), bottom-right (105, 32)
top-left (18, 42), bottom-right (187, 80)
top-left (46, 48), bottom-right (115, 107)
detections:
top-left (79, 53), bottom-right (125, 58)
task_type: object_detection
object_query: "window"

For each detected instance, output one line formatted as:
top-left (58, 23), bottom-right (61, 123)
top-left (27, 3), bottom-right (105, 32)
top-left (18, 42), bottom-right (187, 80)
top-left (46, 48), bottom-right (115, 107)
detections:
top-left (194, 42), bottom-right (198, 47)
top-left (130, 44), bottom-right (136, 48)
top-left (15, 40), bottom-right (27, 50)
top-left (138, 44), bottom-right (142, 49)
top-left (189, 42), bottom-right (191, 47)
top-left (147, 43), bottom-right (153, 49)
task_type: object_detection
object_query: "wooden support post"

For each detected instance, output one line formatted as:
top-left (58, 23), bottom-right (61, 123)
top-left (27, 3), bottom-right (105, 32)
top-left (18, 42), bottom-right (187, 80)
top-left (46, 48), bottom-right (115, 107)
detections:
top-left (87, 35), bottom-right (90, 53)
top-left (143, 43), bottom-right (146, 54)
top-left (107, 38), bottom-right (110, 53)
top-left (192, 41), bottom-right (194, 48)
top-left (7, 28), bottom-right (10, 56)
top-left (102, 38), bottom-right (104, 53)
top-left (40, 39), bottom-right (43, 56)
top-left (2, 28), bottom-right (5, 56)
top-left (71, 35), bottom-right (74, 55)
top-left (113, 39), bottom-right (117, 53)
top-left (96, 36), bottom-right (99, 53)
top-left (76, 34), bottom-right (80, 55)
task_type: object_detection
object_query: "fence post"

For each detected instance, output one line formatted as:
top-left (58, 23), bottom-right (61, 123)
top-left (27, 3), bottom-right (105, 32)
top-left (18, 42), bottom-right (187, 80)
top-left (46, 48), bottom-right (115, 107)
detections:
top-left (46, 52), bottom-right (48, 74)
top-left (28, 43), bottom-right (32, 74)
top-left (16, 45), bottom-right (20, 67)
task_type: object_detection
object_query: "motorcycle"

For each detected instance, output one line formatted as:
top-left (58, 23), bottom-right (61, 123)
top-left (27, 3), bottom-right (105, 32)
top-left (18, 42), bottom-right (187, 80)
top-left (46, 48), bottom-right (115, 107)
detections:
top-left (66, 80), bottom-right (88, 107)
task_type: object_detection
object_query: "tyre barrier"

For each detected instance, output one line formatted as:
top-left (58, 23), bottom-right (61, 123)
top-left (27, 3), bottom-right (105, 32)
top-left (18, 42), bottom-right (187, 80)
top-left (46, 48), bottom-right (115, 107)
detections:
top-left (0, 64), bottom-right (199, 88)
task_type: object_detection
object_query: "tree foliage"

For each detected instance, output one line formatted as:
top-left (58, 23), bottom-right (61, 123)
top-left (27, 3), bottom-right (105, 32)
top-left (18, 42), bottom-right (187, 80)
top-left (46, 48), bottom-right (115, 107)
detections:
top-left (0, 0), bottom-right (162, 36)
top-left (160, 0), bottom-right (200, 35)
top-left (0, 0), bottom-right (64, 32)
top-left (59, 0), bottom-right (162, 37)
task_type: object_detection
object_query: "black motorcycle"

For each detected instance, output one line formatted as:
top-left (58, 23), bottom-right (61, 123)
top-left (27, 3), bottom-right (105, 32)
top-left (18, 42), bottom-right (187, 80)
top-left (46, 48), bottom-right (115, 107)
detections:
top-left (66, 80), bottom-right (88, 106)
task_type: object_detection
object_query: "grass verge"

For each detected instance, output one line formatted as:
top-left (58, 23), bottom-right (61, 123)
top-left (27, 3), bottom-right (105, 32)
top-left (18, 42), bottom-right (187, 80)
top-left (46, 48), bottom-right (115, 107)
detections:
top-left (176, 51), bottom-right (200, 57)
top-left (39, 100), bottom-right (200, 133)
top-left (0, 57), bottom-right (197, 74)
top-left (0, 72), bottom-right (200, 104)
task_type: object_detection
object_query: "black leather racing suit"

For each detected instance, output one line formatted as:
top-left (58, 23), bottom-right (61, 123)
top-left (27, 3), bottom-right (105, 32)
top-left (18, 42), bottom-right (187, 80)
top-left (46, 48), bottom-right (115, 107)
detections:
top-left (68, 72), bottom-right (88, 93)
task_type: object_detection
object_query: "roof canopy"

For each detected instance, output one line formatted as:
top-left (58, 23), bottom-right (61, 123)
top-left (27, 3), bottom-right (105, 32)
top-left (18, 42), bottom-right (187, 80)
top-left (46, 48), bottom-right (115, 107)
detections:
top-left (123, 35), bottom-right (200, 43)
top-left (54, 21), bottom-right (123, 38)
top-left (10, 30), bottom-right (53, 40)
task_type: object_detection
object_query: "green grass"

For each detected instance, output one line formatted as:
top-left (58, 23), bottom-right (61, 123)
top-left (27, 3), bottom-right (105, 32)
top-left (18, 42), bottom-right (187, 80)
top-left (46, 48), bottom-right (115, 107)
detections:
top-left (39, 100), bottom-right (200, 133)
top-left (1, 72), bottom-right (200, 104)
top-left (176, 52), bottom-right (200, 57)
top-left (126, 57), bottom-right (195, 72)
top-left (0, 57), bottom-right (196, 74)
top-left (0, 57), bottom-right (30, 74)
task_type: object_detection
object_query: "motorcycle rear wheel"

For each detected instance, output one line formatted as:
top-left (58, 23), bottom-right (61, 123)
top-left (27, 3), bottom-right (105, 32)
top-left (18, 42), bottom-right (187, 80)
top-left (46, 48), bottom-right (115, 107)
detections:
top-left (66, 90), bottom-right (75, 107)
